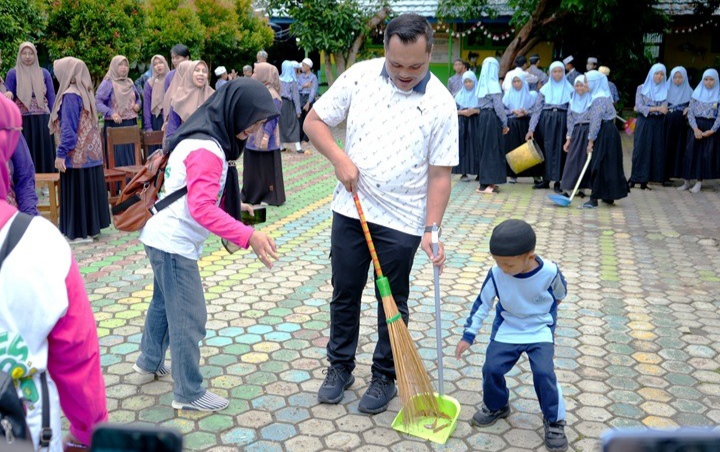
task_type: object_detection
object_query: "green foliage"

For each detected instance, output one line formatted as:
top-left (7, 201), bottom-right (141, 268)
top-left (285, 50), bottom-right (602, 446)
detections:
top-left (141, 0), bottom-right (205, 66)
top-left (267, 0), bottom-right (383, 54)
top-left (195, 0), bottom-right (273, 69)
top-left (45, 0), bottom-right (144, 83)
top-left (436, 0), bottom-right (495, 22)
top-left (0, 0), bottom-right (47, 75)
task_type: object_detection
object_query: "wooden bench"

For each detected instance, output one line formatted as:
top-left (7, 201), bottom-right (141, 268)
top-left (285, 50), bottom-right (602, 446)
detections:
top-left (35, 173), bottom-right (60, 226)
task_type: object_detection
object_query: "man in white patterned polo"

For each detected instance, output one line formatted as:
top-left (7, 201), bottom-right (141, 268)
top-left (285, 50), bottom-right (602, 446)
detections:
top-left (304, 13), bottom-right (459, 415)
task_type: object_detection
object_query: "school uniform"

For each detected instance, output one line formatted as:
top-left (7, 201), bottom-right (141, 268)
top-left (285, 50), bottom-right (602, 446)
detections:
top-left (682, 69), bottom-right (720, 182)
top-left (529, 62), bottom-right (574, 186)
top-left (453, 71), bottom-right (480, 177)
top-left (561, 87), bottom-right (592, 192)
top-left (475, 58), bottom-right (508, 187)
top-left (461, 257), bottom-right (567, 423)
top-left (503, 73), bottom-right (541, 180)
top-left (586, 72), bottom-right (629, 203)
top-left (664, 67), bottom-right (693, 180)
top-left (447, 73), bottom-right (463, 96)
top-left (297, 70), bottom-right (318, 143)
top-left (630, 64), bottom-right (668, 185)
top-left (279, 61), bottom-right (301, 143)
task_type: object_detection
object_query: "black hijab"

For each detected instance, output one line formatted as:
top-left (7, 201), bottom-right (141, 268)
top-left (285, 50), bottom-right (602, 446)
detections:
top-left (166, 77), bottom-right (279, 220)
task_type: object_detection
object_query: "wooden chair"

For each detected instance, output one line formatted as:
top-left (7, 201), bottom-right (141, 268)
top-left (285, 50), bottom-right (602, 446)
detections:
top-left (105, 168), bottom-right (127, 204)
top-left (106, 126), bottom-right (144, 176)
top-left (35, 173), bottom-right (60, 226)
top-left (142, 130), bottom-right (165, 160)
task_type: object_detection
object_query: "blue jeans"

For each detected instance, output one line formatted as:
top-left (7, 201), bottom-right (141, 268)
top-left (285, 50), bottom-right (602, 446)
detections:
top-left (137, 245), bottom-right (207, 403)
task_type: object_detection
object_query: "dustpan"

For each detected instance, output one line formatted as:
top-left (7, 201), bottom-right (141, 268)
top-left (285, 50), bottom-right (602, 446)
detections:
top-left (392, 224), bottom-right (460, 444)
top-left (547, 152), bottom-right (592, 207)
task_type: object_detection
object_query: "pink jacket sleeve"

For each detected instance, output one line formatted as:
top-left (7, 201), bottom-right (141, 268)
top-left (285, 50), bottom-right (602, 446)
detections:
top-left (47, 258), bottom-right (108, 446)
top-left (185, 149), bottom-right (254, 249)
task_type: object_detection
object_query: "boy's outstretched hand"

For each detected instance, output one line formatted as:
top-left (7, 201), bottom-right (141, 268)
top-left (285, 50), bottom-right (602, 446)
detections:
top-left (455, 339), bottom-right (471, 359)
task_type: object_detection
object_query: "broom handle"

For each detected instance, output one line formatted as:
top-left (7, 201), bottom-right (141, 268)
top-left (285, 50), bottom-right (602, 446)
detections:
top-left (353, 193), bottom-right (384, 278)
top-left (615, 115), bottom-right (627, 124)
top-left (432, 223), bottom-right (445, 396)
top-left (568, 151), bottom-right (592, 202)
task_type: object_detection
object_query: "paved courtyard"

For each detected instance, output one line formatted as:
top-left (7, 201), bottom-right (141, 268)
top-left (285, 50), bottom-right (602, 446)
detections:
top-left (65, 131), bottom-right (720, 451)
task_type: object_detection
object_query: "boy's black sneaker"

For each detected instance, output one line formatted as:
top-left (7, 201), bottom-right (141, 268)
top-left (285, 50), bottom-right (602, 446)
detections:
top-left (543, 418), bottom-right (568, 452)
top-left (317, 366), bottom-right (354, 404)
top-left (471, 404), bottom-right (510, 426)
top-left (358, 374), bottom-right (396, 414)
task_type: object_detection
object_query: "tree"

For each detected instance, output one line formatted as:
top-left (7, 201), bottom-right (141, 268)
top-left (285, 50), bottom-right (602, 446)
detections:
top-left (45, 0), bottom-right (145, 84)
top-left (141, 0), bottom-right (205, 67)
top-left (437, 0), bottom-right (667, 75)
top-left (265, 0), bottom-right (390, 86)
top-left (0, 0), bottom-right (47, 76)
top-left (195, 0), bottom-right (273, 71)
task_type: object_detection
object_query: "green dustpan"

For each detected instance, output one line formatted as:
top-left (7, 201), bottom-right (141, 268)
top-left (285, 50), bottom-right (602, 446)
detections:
top-left (391, 225), bottom-right (460, 444)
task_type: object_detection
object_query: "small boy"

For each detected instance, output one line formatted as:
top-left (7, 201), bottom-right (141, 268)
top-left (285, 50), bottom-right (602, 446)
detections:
top-left (455, 219), bottom-right (569, 452)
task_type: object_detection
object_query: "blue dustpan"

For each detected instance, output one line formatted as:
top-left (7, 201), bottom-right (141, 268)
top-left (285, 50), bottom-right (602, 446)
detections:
top-left (547, 152), bottom-right (592, 207)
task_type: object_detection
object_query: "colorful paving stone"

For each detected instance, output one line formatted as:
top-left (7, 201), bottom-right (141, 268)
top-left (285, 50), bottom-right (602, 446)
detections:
top-left (62, 132), bottom-right (720, 450)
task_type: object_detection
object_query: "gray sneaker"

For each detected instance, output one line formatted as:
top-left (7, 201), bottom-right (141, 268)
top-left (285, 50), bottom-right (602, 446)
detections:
top-left (471, 404), bottom-right (510, 426)
top-left (543, 418), bottom-right (568, 452)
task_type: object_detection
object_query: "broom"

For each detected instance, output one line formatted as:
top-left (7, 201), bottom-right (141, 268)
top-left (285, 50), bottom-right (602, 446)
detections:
top-left (353, 193), bottom-right (442, 427)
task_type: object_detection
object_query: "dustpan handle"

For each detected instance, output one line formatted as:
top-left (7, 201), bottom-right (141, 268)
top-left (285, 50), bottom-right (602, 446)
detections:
top-left (432, 223), bottom-right (444, 396)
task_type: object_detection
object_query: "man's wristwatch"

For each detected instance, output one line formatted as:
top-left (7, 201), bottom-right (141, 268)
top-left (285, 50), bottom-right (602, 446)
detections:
top-left (424, 226), bottom-right (441, 237)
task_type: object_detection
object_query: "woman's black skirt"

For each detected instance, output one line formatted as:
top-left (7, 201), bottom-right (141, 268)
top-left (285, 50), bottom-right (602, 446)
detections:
top-left (539, 109), bottom-right (567, 181)
top-left (241, 148), bottom-right (286, 206)
top-left (589, 120), bottom-right (629, 201)
top-left (505, 116), bottom-right (542, 178)
top-left (453, 113), bottom-right (479, 175)
top-left (681, 117), bottom-right (719, 180)
top-left (22, 113), bottom-right (55, 173)
top-left (630, 115), bottom-right (666, 184)
top-left (103, 118), bottom-right (138, 167)
top-left (279, 99), bottom-right (300, 143)
top-left (664, 110), bottom-right (689, 179)
top-left (560, 123), bottom-right (591, 192)
top-left (476, 108), bottom-right (506, 185)
top-left (59, 165), bottom-right (111, 240)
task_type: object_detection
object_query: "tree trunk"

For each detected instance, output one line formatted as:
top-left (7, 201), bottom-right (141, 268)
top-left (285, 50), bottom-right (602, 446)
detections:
top-left (346, 6), bottom-right (391, 68)
top-left (498, 0), bottom-right (558, 76)
top-left (323, 52), bottom-right (335, 87)
top-left (325, 6), bottom-right (391, 86)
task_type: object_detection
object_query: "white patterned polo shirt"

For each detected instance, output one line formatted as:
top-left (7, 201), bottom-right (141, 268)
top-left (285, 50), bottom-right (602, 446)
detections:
top-left (313, 57), bottom-right (459, 236)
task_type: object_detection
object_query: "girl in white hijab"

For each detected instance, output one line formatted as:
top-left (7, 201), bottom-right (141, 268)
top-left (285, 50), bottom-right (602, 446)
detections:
top-left (560, 76), bottom-right (593, 197)
top-left (581, 71), bottom-right (629, 209)
top-left (630, 63), bottom-right (668, 189)
top-left (475, 58), bottom-right (510, 194)
top-left (528, 61), bottom-right (574, 191)
top-left (664, 67), bottom-right (693, 183)
top-left (678, 69), bottom-right (720, 193)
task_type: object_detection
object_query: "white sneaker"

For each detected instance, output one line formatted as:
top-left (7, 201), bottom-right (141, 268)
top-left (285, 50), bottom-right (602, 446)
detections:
top-left (690, 182), bottom-right (702, 193)
top-left (677, 181), bottom-right (690, 191)
top-left (133, 363), bottom-right (171, 378)
top-left (172, 390), bottom-right (229, 411)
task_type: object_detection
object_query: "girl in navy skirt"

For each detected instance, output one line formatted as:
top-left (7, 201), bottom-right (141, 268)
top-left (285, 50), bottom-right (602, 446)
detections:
top-left (629, 63), bottom-right (668, 189)
top-left (664, 67), bottom-right (693, 184)
top-left (679, 69), bottom-right (720, 193)
top-left (453, 71), bottom-right (480, 180)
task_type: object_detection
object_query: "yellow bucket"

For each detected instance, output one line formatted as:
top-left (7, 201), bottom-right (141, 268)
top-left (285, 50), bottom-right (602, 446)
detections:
top-left (506, 139), bottom-right (544, 174)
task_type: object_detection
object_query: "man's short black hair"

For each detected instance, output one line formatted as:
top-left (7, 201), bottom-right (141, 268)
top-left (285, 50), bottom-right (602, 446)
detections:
top-left (529, 54), bottom-right (540, 64)
top-left (462, 60), bottom-right (470, 71)
top-left (383, 13), bottom-right (433, 53)
top-left (515, 55), bottom-right (527, 68)
top-left (171, 44), bottom-right (190, 58)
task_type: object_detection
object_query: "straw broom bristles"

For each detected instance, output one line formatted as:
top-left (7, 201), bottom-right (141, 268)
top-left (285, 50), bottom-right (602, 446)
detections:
top-left (353, 193), bottom-right (443, 428)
